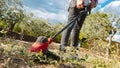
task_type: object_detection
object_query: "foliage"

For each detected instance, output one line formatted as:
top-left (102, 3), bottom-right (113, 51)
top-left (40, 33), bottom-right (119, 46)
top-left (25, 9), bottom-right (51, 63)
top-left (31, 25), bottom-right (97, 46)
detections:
top-left (0, 0), bottom-right (25, 31)
top-left (14, 16), bottom-right (53, 37)
top-left (80, 12), bottom-right (112, 49)
top-left (81, 12), bottom-right (112, 39)
top-left (0, 21), bottom-right (6, 27)
top-left (29, 18), bottom-right (53, 37)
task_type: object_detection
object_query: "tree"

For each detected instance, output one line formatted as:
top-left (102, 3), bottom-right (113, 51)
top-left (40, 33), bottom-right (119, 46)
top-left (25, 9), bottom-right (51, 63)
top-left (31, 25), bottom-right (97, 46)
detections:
top-left (0, 0), bottom-right (25, 31)
top-left (81, 12), bottom-right (120, 59)
top-left (14, 14), bottom-right (53, 37)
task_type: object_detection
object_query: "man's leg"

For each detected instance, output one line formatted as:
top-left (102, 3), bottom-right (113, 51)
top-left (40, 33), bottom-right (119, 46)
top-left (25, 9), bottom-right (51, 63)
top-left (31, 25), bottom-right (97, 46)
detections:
top-left (60, 7), bottom-right (78, 51)
top-left (70, 11), bottom-right (87, 47)
top-left (69, 10), bottom-right (87, 60)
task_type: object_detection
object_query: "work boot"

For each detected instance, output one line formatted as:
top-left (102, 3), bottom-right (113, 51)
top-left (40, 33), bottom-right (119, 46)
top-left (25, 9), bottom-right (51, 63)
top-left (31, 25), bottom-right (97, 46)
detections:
top-left (70, 41), bottom-right (81, 59)
top-left (59, 45), bottom-right (66, 60)
top-left (59, 45), bottom-right (66, 52)
top-left (59, 45), bottom-right (72, 61)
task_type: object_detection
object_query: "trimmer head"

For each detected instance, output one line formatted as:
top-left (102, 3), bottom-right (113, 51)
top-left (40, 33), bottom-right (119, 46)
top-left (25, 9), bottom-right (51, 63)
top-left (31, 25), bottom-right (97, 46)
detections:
top-left (29, 36), bottom-right (53, 52)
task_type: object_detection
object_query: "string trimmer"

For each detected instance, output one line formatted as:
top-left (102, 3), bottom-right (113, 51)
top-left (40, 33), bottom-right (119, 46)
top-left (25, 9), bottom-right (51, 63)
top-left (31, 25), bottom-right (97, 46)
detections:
top-left (29, 9), bottom-right (87, 53)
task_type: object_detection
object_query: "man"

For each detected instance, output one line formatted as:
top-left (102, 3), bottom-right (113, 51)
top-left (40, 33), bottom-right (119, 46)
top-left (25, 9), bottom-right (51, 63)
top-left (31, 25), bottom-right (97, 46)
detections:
top-left (60, 0), bottom-right (97, 51)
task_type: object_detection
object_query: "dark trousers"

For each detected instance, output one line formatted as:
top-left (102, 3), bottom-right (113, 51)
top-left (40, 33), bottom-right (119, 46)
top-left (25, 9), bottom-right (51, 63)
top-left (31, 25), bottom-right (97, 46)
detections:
top-left (60, 7), bottom-right (87, 47)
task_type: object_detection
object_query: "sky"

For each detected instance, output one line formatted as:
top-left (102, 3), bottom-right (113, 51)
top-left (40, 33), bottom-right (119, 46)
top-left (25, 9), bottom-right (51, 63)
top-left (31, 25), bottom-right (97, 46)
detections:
top-left (22, 0), bottom-right (118, 23)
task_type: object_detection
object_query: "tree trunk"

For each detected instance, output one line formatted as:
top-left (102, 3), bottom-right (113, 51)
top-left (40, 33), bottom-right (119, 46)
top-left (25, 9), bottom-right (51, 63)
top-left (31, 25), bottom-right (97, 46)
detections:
top-left (106, 30), bottom-right (115, 60)
top-left (9, 23), bottom-right (16, 31)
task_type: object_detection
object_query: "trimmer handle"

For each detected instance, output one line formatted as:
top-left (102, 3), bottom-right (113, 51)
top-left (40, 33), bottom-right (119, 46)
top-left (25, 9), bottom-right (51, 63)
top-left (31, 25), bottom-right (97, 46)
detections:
top-left (52, 8), bottom-right (88, 40)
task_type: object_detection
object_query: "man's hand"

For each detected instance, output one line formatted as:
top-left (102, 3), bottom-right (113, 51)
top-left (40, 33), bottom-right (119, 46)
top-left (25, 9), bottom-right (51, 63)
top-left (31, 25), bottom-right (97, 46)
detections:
top-left (90, 0), bottom-right (97, 9)
top-left (77, 0), bottom-right (84, 9)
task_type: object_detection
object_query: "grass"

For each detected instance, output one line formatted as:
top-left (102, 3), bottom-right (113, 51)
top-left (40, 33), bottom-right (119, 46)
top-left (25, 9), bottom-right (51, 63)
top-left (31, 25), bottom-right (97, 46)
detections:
top-left (0, 37), bottom-right (120, 68)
